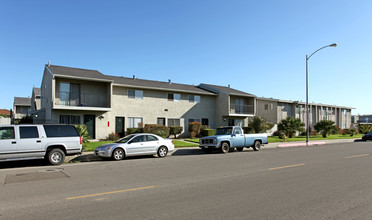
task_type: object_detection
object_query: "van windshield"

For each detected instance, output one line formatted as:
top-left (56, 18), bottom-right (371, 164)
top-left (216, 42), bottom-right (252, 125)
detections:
top-left (215, 127), bottom-right (233, 135)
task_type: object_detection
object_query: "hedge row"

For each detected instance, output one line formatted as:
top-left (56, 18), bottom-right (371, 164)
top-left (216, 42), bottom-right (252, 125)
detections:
top-left (127, 125), bottom-right (183, 138)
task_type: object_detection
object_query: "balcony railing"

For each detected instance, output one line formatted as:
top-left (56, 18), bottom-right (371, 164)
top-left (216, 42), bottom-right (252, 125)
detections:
top-left (230, 104), bottom-right (254, 115)
top-left (56, 91), bottom-right (109, 108)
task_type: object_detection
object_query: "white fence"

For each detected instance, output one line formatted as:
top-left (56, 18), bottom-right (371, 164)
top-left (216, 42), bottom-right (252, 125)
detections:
top-left (0, 117), bottom-right (11, 125)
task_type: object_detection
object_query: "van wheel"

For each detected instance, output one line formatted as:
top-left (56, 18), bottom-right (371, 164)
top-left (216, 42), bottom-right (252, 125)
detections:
top-left (236, 147), bottom-right (244, 152)
top-left (221, 142), bottom-right (230, 153)
top-left (47, 149), bottom-right (65, 165)
top-left (253, 141), bottom-right (261, 151)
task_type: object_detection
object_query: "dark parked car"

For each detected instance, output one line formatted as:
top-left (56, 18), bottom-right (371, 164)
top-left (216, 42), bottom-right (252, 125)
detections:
top-left (362, 131), bottom-right (372, 141)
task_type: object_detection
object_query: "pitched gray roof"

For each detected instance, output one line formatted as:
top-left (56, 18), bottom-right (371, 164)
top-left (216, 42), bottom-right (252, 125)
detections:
top-left (47, 65), bottom-right (112, 81)
top-left (46, 65), bottom-right (216, 95)
top-left (33, 87), bottom-right (40, 97)
top-left (198, 84), bottom-right (256, 97)
top-left (14, 97), bottom-right (31, 106)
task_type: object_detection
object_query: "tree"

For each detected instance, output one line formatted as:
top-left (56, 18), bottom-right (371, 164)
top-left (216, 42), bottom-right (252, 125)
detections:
top-left (314, 120), bottom-right (337, 138)
top-left (74, 124), bottom-right (90, 143)
top-left (248, 116), bottom-right (274, 133)
top-left (277, 117), bottom-right (305, 138)
top-left (358, 124), bottom-right (372, 134)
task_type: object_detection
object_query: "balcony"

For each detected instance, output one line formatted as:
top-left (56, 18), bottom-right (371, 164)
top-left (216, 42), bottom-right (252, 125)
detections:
top-left (229, 104), bottom-right (254, 115)
top-left (54, 91), bottom-right (111, 111)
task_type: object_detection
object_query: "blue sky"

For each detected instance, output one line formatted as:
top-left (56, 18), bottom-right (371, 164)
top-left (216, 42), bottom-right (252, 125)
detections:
top-left (1, 0), bottom-right (371, 114)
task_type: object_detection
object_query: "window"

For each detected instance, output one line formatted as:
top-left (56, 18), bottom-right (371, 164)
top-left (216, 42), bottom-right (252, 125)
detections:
top-left (189, 95), bottom-right (200, 103)
top-left (188, 119), bottom-right (201, 123)
top-left (131, 135), bottom-right (144, 143)
top-left (0, 127), bottom-right (15, 139)
top-left (146, 135), bottom-right (158, 142)
top-left (20, 126), bottom-right (39, 139)
top-left (264, 103), bottom-right (273, 110)
top-left (202, 118), bottom-right (209, 126)
top-left (59, 82), bottom-right (80, 106)
top-left (60, 115), bottom-right (81, 124)
top-left (157, 118), bottom-right (166, 125)
top-left (168, 93), bottom-right (180, 102)
top-left (128, 117), bottom-right (143, 128)
top-left (168, 118), bottom-right (180, 126)
top-left (128, 89), bottom-right (143, 99)
top-left (233, 127), bottom-right (243, 134)
top-left (43, 125), bottom-right (80, 137)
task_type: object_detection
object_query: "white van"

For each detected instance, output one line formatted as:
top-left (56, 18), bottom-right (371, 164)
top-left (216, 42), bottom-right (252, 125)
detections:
top-left (0, 124), bottom-right (82, 165)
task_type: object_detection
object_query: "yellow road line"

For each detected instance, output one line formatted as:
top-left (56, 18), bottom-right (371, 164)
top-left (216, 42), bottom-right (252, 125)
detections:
top-left (66, 185), bottom-right (160, 200)
top-left (345, 154), bottom-right (370, 159)
top-left (269, 163), bottom-right (305, 171)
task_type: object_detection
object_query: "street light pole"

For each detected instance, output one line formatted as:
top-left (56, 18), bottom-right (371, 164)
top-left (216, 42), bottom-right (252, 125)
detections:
top-left (306, 43), bottom-right (337, 144)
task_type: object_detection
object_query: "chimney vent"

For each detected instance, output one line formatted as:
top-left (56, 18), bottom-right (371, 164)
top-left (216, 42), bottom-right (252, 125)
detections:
top-left (133, 75), bottom-right (135, 79)
top-left (168, 79), bottom-right (171, 84)
top-left (48, 61), bottom-right (51, 67)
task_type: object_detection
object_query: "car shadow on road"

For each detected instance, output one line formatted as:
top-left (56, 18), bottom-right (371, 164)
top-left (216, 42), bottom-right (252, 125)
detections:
top-left (171, 148), bottom-right (255, 156)
top-left (0, 159), bottom-right (49, 169)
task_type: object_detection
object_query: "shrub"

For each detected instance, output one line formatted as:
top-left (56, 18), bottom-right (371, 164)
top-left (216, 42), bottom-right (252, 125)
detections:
top-left (341, 129), bottom-right (349, 135)
top-left (358, 124), bottom-right (372, 134)
top-left (242, 126), bottom-right (255, 134)
top-left (74, 124), bottom-right (90, 143)
top-left (314, 120), bottom-right (337, 138)
top-left (127, 128), bottom-right (143, 135)
top-left (106, 132), bottom-right (120, 141)
top-left (202, 129), bottom-right (216, 137)
top-left (143, 124), bottom-right (170, 138)
top-left (349, 128), bottom-right (358, 136)
top-left (188, 122), bottom-right (202, 138)
top-left (278, 117), bottom-right (305, 138)
top-left (278, 132), bottom-right (287, 141)
top-left (14, 115), bottom-right (33, 124)
top-left (169, 126), bottom-right (183, 138)
top-left (249, 116), bottom-right (274, 133)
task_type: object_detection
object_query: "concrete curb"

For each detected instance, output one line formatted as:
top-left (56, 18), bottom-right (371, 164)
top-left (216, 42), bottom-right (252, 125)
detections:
top-left (65, 138), bottom-right (361, 163)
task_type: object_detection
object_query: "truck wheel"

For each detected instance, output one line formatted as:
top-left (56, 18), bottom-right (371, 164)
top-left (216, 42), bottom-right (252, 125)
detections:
top-left (47, 148), bottom-right (65, 165)
top-left (157, 146), bottom-right (168, 158)
top-left (236, 147), bottom-right (244, 152)
top-left (253, 141), bottom-right (261, 151)
top-left (112, 148), bottom-right (125, 160)
top-left (221, 142), bottom-right (230, 153)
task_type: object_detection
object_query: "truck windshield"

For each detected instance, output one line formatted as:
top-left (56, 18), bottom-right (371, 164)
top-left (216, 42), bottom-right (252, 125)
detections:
top-left (215, 128), bottom-right (233, 135)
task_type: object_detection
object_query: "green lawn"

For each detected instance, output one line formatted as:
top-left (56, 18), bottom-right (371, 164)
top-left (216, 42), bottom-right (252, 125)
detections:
top-left (185, 134), bottom-right (363, 144)
top-left (268, 134), bottom-right (363, 143)
top-left (83, 139), bottom-right (198, 151)
top-left (83, 141), bottom-right (113, 151)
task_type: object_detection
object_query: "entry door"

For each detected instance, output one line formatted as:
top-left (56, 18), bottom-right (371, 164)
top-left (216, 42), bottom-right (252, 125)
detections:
top-left (115, 117), bottom-right (125, 138)
top-left (84, 115), bottom-right (96, 139)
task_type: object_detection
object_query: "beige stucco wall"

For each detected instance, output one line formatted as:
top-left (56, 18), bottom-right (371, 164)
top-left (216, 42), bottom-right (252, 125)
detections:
top-left (256, 99), bottom-right (278, 124)
top-left (90, 86), bottom-right (217, 139)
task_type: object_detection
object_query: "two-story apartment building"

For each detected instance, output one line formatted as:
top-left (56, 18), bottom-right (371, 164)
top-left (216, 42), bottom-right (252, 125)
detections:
top-left (35, 64), bottom-right (255, 139)
top-left (13, 97), bottom-right (31, 119)
top-left (256, 97), bottom-right (353, 129)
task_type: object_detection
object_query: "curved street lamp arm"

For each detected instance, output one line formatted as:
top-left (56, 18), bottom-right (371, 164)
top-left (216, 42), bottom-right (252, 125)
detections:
top-left (307, 43), bottom-right (337, 60)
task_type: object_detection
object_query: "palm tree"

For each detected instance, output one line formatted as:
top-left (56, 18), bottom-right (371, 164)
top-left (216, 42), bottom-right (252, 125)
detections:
top-left (278, 117), bottom-right (305, 138)
top-left (314, 120), bottom-right (336, 138)
top-left (74, 124), bottom-right (90, 143)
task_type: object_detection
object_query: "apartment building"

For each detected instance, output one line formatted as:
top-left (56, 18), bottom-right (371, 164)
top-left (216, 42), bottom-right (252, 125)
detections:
top-left (256, 97), bottom-right (353, 129)
top-left (35, 64), bottom-right (255, 139)
top-left (13, 97), bottom-right (31, 119)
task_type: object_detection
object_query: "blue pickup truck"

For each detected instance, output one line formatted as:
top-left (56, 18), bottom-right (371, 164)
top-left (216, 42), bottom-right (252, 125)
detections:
top-left (199, 126), bottom-right (268, 153)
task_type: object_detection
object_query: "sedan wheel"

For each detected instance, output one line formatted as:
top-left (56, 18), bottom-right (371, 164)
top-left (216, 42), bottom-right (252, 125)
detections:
top-left (112, 148), bottom-right (124, 160)
top-left (157, 146), bottom-right (168, 158)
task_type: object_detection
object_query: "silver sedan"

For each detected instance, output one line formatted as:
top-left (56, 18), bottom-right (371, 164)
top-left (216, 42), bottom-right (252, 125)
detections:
top-left (94, 133), bottom-right (175, 160)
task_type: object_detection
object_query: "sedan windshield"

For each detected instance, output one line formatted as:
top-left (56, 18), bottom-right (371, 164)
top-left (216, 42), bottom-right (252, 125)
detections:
top-left (215, 127), bottom-right (233, 135)
top-left (116, 134), bottom-right (136, 143)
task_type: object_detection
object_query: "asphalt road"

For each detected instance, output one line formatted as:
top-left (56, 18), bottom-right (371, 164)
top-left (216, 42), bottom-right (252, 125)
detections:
top-left (0, 142), bottom-right (371, 219)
